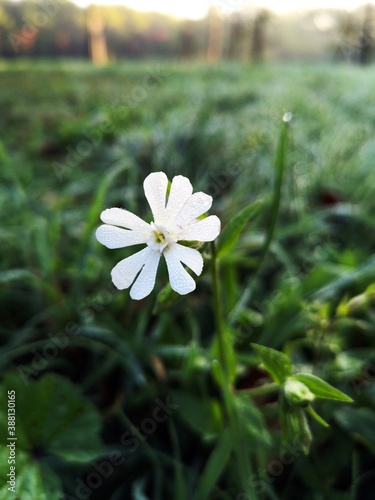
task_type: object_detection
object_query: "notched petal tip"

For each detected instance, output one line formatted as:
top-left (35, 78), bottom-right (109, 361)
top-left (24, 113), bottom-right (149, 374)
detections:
top-left (143, 171), bottom-right (169, 223)
top-left (178, 215), bottom-right (221, 243)
top-left (173, 191), bottom-right (214, 227)
top-left (110, 247), bottom-right (151, 291)
top-left (129, 250), bottom-right (161, 300)
top-left (100, 207), bottom-right (150, 232)
top-left (96, 224), bottom-right (148, 249)
top-left (165, 175), bottom-right (194, 221)
top-left (164, 244), bottom-right (198, 296)
top-left (171, 243), bottom-right (204, 276)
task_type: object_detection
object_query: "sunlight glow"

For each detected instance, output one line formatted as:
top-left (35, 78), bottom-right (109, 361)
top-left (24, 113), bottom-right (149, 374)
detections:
top-left (72, 0), bottom-right (211, 19)
top-left (10, 0), bottom-right (375, 20)
top-left (258, 0), bottom-right (374, 14)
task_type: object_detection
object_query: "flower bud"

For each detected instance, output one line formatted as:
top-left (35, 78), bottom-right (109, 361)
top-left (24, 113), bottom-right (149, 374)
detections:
top-left (284, 378), bottom-right (314, 407)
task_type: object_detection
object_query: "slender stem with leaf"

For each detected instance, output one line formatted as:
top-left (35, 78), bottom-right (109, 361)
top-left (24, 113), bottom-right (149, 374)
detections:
top-left (210, 241), bottom-right (229, 380)
top-left (210, 243), bottom-right (256, 499)
top-left (206, 116), bottom-right (292, 499)
top-left (230, 115), bottom-right (291, 324)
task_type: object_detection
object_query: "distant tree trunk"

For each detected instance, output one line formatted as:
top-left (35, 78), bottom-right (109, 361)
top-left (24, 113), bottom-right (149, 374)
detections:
top-left (336, 14), bottom-right (359, 62)
top-left (358, 4), bottom-right (374, 65)
top-left (87, 4), bottom-right (109, 66)
top-left (251, 10), bottom-right (269, 63)
top-left (239, 19), bottom-right (252, 62)
top-left (227, 15), bottom-right (250, 61)
top-left (207, 6), bottom-right (224, 62)
top-left (180, 22), bottom-right (195, 58)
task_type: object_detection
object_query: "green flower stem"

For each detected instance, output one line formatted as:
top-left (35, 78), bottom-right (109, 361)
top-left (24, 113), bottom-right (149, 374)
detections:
top-left (210, 245), bottom-right (256, 498)
top-left (168, 419), bottom-right (187, 500)
top-left (351, 449), bottom-right (359, 500)
top-left (118, 407), bottom-right (232, 499)
top-left (212, 360), bottom-right (256, 498)
top-left (237, 382), bottom-right (279, 397)
top-left (229, 117), bottom-right (290, 324)
top-left (210, 241), bottom-right (229, 380)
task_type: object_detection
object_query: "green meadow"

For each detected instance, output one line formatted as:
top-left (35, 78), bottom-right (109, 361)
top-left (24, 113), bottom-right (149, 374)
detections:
top-left (1, 61), bottom-right (375, 499)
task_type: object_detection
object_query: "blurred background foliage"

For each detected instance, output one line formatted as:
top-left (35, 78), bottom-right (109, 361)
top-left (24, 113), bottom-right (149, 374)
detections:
top-left (2, 1), bottom-right (375, 499)
top-left (0, 0), bottom-right (375, 63)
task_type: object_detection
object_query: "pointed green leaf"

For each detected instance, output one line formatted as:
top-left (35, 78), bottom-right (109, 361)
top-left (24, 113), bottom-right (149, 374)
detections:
top-left (292, 373), bottom-right (353, 402)
top-left (217, 199), bottom-right (264, 257)
top-left (251, 343), bottom-right (292, 384)
top-left (195, 429), bottom-right (232, 500)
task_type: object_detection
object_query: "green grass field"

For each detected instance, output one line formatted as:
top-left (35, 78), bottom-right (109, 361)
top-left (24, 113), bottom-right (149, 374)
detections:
top-left (1, 60), bottom-right (375, 499)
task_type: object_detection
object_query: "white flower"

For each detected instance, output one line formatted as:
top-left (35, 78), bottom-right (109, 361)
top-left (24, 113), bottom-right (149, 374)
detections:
top-left (96, 172), bottom-right (221, 300)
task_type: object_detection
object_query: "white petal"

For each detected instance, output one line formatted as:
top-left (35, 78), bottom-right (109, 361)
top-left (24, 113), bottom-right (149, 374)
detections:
top-left (170, 243), bottom-right (203, 275)
top-left (130, 250), bottom-right (161, 300)
top-left (165, 175), bottom-right (193, 221)
top-left (96, 225), bottom-right (149, 249)
top-left (143, 172), bottom-right (168, 224)
top-left (173, 192), bottom-right (213, 227)
top-left (111, 247), bottom-right (151, 290)
top-left (100, 208), bottom-right (150, 231)
top-left (164, 244), bottom-right (197, 295)
top-left (179, 216), bottom-right (221, 242)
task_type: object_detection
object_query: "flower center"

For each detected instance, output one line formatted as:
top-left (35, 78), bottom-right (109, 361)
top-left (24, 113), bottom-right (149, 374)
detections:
top-left (148, 223), bottom-right (176, 252)
top-left (153, 229), bottom-right (167, 245)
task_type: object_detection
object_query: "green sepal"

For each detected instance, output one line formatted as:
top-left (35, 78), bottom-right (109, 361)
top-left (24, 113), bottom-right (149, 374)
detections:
top-left (251, 343), bottom-right (292, 385)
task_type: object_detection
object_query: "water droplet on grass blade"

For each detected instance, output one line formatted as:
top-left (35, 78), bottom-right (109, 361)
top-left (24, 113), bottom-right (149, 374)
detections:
top-left (283, 112), bottom-right (293, 123)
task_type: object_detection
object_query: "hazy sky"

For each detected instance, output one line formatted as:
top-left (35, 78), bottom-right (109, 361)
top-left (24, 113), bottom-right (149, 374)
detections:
top-left (11, 0), bottom-right (375, 19)
top-left (73, 0), bottom-right (374, 18)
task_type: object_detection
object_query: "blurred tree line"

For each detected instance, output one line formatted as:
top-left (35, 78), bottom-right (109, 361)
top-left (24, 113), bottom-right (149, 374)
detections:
top-left (0, 0), bottom-right (374, 63)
